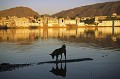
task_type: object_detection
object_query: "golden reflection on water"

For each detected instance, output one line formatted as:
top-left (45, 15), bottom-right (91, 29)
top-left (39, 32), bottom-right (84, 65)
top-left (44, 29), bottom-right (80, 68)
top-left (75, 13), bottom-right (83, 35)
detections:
top-left (0, 27), bottom-right (120, 42)
top-left (0, 27), bottom-right (120, 49)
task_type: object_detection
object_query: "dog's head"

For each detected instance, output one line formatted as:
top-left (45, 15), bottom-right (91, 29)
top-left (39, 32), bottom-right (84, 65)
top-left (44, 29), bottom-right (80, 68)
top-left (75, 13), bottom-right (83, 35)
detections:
top-left (49, 54), bottom-right (54, 59)
top-left (62, 44), bottom-right (66, 49)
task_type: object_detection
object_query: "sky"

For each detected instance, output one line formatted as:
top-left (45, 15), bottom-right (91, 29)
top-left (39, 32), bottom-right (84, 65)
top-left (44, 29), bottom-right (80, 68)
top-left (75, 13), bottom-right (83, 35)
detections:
top-left (0, 0), bottom-right (119, 15)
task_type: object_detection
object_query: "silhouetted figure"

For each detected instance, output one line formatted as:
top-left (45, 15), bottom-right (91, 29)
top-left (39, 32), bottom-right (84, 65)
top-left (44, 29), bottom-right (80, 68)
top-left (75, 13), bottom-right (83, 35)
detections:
top-left (50, 62), bottom-right (66, 77)
top-left (50, 44), bottom-right (66, 61)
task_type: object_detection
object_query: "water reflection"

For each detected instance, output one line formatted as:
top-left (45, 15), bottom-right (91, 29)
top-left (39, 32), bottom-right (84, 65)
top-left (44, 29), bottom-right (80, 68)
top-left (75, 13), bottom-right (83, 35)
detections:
top-left (50, 62), bottom-right (66, 77)
top-left (0, 27), bottom-right (120, 50)
top-left (0, 63), bottom-right (31, 72)
top-left (0, 58), bottom-right (93, 73)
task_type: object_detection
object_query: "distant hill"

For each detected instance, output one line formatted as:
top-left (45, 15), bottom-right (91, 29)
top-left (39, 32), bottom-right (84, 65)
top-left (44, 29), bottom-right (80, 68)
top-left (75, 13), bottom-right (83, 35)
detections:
top-left (0, 6), bottom-right (40, 17)
top-left (52, 1), bottom-right (120, 18)
top-left (42, 14), bottom-right (51, 17)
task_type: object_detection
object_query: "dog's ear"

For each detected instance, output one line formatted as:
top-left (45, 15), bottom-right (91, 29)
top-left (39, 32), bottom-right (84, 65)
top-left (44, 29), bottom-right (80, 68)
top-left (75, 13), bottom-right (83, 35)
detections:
top-left (49, 54), bottom-right (52, 55)
top-left (62, 44), bottom-right (66, 48)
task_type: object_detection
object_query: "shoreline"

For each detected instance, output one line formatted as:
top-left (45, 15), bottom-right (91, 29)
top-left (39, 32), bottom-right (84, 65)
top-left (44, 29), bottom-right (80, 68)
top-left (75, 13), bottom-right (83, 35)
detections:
top-left (0, 26), bottom-right (120, 29)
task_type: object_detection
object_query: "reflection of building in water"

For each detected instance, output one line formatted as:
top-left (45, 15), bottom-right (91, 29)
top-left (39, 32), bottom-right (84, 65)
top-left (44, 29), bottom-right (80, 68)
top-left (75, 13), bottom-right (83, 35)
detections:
top-left (0, 27), bottom-right (120, 47)
top-left (0, 29), bottom-right (30, 42)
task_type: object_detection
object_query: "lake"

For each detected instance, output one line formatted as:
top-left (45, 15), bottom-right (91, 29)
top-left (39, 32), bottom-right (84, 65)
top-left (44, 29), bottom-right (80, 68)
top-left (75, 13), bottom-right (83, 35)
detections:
top-left (0, 27), bottom-right (120, 79)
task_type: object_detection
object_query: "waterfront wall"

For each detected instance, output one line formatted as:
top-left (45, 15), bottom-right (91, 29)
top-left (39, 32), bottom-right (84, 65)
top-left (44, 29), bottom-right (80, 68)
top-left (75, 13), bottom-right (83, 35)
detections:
top-left (0, 16), bottom-right (120, 28)
top-left (98, 20), bottom-right (120, 26)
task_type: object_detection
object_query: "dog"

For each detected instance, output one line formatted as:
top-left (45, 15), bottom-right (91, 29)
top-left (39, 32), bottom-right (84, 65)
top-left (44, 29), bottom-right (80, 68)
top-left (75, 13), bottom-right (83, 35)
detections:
top-left (50, 44), bottom-right (66, 61)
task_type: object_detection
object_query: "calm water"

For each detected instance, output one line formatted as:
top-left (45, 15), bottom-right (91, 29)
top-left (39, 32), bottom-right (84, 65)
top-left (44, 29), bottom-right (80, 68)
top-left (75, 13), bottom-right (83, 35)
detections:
top-left (0, 27), bottom-right (120, 79)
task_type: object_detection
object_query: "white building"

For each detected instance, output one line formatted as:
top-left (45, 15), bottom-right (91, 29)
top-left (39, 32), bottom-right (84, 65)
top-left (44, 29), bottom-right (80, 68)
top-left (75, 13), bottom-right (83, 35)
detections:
top-left (13, 17), bottom-right (30, 27)
top-left (58, 18), bottom-right (66, 27)
top-left (98, 20), bottom-right (120, 26)
top-left (47, 18), bottom-right (59, 27)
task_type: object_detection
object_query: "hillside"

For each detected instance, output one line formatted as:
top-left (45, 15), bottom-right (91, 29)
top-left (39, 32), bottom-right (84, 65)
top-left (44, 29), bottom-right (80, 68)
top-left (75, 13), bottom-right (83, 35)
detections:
top-left (0, 6), bottom-right (40, 17)
top-left (52, 1), bottom-right (120, 18)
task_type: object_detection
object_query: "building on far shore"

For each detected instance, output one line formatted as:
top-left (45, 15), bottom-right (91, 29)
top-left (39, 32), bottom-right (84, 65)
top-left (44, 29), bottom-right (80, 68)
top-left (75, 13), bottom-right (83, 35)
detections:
top-left (30, 18), bottom-right (43, 27)
top-left (13, 17), bottom-right (30, 27)
top-left (47, 17), bottom-right (58, 27)
top-left (97, 20), bottom-right (120, 26)
top-left (95, 13), bottom-right (120, 26)
top-left (0, 13), bottom-right (120, 28)
top-left (58, 18), bottom-right (66, 27)
top-left (58, 17), bottom-right (85, 27)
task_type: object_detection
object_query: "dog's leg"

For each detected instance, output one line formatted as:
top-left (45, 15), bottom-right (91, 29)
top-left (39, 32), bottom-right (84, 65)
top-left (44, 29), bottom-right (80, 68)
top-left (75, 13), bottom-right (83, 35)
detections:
top-left (56, 55), bottom-right (58, 61)
top-left (60, 54), bottom-right (62, 61)
top-left (64, 50), bottom-right (66, 60)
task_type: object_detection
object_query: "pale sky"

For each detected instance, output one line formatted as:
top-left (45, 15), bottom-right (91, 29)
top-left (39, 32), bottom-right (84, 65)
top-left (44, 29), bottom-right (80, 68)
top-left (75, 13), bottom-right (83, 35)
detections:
top-left (0, 0), bottom-right (119, 15)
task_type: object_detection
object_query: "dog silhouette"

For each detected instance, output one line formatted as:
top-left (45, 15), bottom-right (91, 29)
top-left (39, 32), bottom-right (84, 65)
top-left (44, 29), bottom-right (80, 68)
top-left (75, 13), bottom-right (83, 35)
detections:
top-left (50, 44), bottom-right (66, 61)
